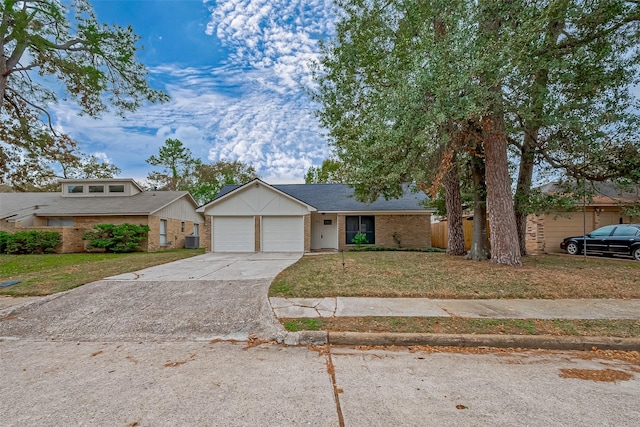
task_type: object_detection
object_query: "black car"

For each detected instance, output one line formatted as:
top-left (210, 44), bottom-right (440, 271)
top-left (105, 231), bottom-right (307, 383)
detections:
top-left (560, 224), bottom-right (640, 261)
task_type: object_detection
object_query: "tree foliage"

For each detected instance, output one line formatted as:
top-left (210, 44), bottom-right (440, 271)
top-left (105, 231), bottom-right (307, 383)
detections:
top-left (146, 138), bottom-right (200, 191)
top-left (311, 0), bottom-right (640, 266)
top-left (304, 159), bottom-right (347, 183)
top-left (0, 0), bottom-right (168, 184)
top-left (190, 160), bottom-right (258, 205)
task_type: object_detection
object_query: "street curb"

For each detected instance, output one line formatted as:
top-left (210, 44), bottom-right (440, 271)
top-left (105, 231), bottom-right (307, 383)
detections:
top-left (326, 332), bottom-right (640, 351)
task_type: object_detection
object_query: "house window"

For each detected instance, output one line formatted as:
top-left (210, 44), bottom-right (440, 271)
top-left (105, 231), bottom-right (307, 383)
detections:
top-left (46, 218), bottom-right (74, 227)
top-left (109, 185), bottom-right (125, 193)
top-left (181, 221), bottom-right (185, 233)
top-left (324, 219), bottom-right (332, 225)
top-left (193, 224), bottom-right (199, 236)
top-left (346, 215), bottom-right (375, 244)
top-left (68, 185), bottom-right (84, 194)
top-left (88, 185), bottom-right (104, 193)
top-left (160, 219), bottom-right (167, 245)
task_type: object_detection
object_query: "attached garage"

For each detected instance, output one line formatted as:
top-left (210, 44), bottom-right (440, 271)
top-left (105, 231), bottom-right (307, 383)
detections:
top-left (262, 216), bottom-right (304, 252)
top-left (199, 180), bottom-right (315, 253)
top-left (212, 216), bottom-right (255, 252)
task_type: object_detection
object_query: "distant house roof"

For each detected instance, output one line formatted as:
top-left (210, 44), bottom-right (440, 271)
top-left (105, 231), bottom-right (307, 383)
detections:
top-left (539, 181), bottom-right (640, 205)
top-left (0, 190), bottom-right (196, 222)
top-left (213, 179), bottom-right (430, 212)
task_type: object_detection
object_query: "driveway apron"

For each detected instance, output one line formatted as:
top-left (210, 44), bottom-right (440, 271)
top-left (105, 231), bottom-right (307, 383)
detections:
top-left (0, 253), bottom-right (301, 342)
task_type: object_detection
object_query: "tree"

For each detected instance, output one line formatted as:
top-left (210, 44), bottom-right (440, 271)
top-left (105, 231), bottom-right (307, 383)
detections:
top-left (311, 0), bottom-right (640, 266)
top-left (146, 138), bottom-right (200, 191)
top-left (189, 160), bottom-right (258, 205)
top-left (0, 0), bottom-right (168, 182)
top-left (304, 159), bottom-right (347, 183)
top-left (5, 136), bottom-right (120, 192)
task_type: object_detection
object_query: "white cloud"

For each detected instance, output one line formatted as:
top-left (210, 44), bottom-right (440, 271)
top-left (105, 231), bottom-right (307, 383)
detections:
top-left (49, 2), bottom-right (336, 183)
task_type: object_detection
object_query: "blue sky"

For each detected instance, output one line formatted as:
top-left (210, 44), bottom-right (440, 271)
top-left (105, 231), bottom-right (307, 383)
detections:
top-left (53, 0), bottom-right (336, 183)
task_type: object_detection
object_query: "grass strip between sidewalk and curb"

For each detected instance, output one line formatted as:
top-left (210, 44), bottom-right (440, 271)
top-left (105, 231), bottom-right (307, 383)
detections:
top-left (0, 249), bottom-right (204, 296)
top-left (281, 317), bottom-right (640, 338)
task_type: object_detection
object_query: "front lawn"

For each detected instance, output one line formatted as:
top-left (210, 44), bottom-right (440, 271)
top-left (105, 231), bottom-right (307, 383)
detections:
top-left (269, 251), bottom-right (640, 299)
top-left (0, 249), bottom-right (204, 296)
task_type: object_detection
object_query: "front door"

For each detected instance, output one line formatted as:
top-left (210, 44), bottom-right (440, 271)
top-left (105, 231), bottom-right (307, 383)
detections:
top-left (311, 214), bottom-right (338, 250)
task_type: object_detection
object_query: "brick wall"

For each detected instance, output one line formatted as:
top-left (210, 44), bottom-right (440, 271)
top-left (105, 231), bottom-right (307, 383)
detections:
top-left (254, 216), bottom-right (260, 252)
top-left (337, 214), bottom-right (431, 250)
top-left (304, 214), bottom-right (311, 252)
top-left (148, 215), bottom-right (200, 252)
top-left (375, 214), bottom-right (431, 248)
top-left (3, 215), bottom-right (205, 253)
top-left (203, 216), bottom-right (212, 252)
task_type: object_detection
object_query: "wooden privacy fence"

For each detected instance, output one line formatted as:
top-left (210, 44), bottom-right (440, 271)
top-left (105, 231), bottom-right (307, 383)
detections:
top-left (431, 218), bottom-right (490, 250)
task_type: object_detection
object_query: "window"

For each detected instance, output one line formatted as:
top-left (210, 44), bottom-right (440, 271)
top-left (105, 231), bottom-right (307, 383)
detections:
top-left (612, 226), bottom-right (639, 237)
top-left (88, 185), bottom-right (104, 193)
top-left (324, 219), bottom-right (332, 225)
top-left (346, 215), bottom-right (375, 244)
top-left (68, 185), bottom-right (83, 194)
top-left (590, 225), bottom-right (615, 237)
top-left (46, 218), bottom-right (74, 227)
top-left (181, 222), bottom-right (185, 233)
top-left (193, 224), bottom-right (199, 237)
top-left (160, 219), bottom-right (167, 245)
top-left (109, 185), bottom-right (125, 193)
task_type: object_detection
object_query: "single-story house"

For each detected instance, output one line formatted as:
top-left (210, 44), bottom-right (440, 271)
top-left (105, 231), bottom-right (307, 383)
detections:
top-left (196, 178), bottom-right (433, 253)
top-left (0, 178), bottom-right (204, 253)
top-left (526, 181), bottom-right (640, 254)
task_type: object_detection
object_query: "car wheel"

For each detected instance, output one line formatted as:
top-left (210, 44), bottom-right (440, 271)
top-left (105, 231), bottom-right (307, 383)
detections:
top-left (633, 247), bottom-right (640, 261)
top-left (566, 242), bottom-right (580, 255)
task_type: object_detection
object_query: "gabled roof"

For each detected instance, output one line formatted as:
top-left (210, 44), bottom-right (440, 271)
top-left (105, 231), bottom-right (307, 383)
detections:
top-left (197, 178), bottom-right (317, 212)
top-left (0, 191), bottom-right (197, 221)
top-left (212, 179), bottom-right (430, 212)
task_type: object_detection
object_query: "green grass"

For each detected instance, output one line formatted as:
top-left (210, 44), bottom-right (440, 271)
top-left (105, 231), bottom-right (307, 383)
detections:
top-left (280, 317), bottom-right (640, 337)
top-left (270, 252), bottom-right (640, 299)
top-left (0, 249), bottom-right (204, 296)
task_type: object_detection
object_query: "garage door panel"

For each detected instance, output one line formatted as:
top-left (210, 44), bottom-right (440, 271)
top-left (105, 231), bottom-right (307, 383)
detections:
top-left (213, 217), bottom-right (254, 252)
top-left (262, 216), bottom-right (304, 252)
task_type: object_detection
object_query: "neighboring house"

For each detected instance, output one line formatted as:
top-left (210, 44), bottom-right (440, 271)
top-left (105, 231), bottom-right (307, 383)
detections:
top-left (0, 178), bottom-right (204, 253)
top-left (526, 182), bottom-right (640, 254)
top-left (196, 178), bottom-right (433, 253)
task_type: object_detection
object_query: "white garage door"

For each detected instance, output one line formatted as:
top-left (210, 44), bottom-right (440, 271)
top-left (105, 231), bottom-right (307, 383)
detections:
top-left (213, 217), bottom-right (254, 252)
top-left (262, 216), bottom-right (304, 252)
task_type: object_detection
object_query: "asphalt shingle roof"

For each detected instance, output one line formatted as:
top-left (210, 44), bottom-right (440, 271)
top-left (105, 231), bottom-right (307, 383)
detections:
top-left (0, 191), bottom-right (191, 221)
top-left (216, 182), bottom-right (428, 211)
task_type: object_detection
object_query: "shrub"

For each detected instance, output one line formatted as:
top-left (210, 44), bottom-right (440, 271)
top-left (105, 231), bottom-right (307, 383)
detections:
top-left (351, 232), bottom-right (369, 248)
top-left (0, 231), bottom-right (10, 253)
top-left (3, 230), bottom-right (61, 254)
top-left (83, 223), bottom-right (150, 253)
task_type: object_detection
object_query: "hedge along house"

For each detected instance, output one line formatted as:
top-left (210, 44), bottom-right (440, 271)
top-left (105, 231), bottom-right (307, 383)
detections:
top-left (197, 178), bottom-right (433, 253)
top-left (526, 181), bottom-right (640, 254)
top-left (0, 179), bottom-right (204, 253)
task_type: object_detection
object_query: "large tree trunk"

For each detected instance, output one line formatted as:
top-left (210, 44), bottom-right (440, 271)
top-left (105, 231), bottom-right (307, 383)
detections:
top-left (444, 160), bottom-right (466, 255)
top-left (466, 152), bottom-right (490, 260)
top-left (478, 0), bottom-right (522, 267)
top-left (482, 110), bottom-right (522, 267)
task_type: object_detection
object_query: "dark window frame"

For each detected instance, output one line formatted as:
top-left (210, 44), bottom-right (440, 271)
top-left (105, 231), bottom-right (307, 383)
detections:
top-left (345, 215), bottom-right (375, 244)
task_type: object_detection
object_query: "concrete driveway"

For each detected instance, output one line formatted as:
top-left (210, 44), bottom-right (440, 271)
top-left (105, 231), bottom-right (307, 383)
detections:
top-left (0, 252), bottom-right (301, 342)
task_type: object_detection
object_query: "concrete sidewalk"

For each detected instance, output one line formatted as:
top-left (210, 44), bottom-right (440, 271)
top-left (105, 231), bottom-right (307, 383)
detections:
top-left (270, 297), bottom-right (640, 320)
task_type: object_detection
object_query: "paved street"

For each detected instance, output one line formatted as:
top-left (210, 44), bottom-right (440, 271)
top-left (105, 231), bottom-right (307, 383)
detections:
top-left (1, 340), bottom-right (638, 426)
